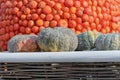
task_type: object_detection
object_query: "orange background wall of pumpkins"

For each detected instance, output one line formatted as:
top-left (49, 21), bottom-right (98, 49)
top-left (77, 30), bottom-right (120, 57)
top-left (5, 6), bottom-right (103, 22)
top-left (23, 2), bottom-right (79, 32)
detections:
top-left (0, 0), bottom-right (120, 51)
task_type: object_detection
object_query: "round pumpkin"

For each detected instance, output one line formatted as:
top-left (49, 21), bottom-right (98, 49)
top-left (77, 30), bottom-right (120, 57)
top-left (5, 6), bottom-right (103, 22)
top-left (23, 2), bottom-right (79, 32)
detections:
top-left (76, 30), bottom-right (102, 51)
top-left (37, 27), bottom-right (78, 52)
top-left (8, 34), bottom-right (40, 52)
top-left (95, 33), bottom-right (120, 50)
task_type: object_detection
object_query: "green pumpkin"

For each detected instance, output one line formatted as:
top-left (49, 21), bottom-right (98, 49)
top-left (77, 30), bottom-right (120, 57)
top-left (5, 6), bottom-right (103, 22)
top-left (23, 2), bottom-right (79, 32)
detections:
top-left (37, 27), bottom-right (78, 52)
top-left (76, 30), bottom-right (102, 51)
top-left (95, 33), bottom-right (120, 50)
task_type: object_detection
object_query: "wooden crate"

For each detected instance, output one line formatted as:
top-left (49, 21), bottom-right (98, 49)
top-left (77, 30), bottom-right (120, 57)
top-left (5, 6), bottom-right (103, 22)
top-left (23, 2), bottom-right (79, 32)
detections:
top-left (0, 51), bottom-right (120, 80)
top-left (1, 62), bottom-right (120, 80)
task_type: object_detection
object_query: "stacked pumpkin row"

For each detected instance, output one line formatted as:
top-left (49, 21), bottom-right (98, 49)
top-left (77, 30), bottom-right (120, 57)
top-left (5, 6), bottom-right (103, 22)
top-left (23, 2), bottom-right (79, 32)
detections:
top-left (77, 30), bottom-right (120, 51)
top-left (0, 0), bottom-right (120, 51)
top-left (6, 27), bottom-right (120, 52)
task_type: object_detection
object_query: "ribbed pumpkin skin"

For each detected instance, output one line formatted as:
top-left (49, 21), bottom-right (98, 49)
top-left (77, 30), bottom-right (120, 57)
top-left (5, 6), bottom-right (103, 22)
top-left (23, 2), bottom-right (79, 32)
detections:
top-left (95, 33), bottom-right (120, 50)
top-left (8, 35), bottom-right (40, 52)
top-left (37, 27), bottom-right (78, 52)
top-left (76, 30), bottom-right (102, 51)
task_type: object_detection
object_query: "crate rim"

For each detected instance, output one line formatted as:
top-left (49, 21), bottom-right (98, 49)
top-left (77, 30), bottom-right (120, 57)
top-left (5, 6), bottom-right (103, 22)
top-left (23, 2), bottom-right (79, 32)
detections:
top-left (0, 51), bottom-right (120, 63)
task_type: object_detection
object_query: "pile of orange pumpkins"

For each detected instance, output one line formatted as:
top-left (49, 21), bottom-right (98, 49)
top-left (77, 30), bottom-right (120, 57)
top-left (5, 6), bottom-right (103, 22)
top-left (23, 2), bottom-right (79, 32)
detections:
top-left (0, 0), bottom-right (120, 51)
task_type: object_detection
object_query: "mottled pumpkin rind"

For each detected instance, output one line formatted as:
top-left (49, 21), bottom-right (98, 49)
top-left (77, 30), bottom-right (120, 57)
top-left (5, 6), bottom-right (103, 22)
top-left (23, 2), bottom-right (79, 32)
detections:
top-left (76, 30), bottom-right (102, 51)
top-left (95, 33), bottom-right (120, 50)
top-left (37, 27), bottom-right (78, 52)
top-left (8, 34), bottom-right (40, 52)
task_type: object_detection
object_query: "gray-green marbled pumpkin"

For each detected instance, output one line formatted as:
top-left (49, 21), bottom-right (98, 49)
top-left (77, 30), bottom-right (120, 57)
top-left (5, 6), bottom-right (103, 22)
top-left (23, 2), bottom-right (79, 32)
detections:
top-left (37, 27), bottom-right (78, 52)
top-left (95, 33), bottom-right (120, 50)
top-left (76, 30), bottom-right (102, 51)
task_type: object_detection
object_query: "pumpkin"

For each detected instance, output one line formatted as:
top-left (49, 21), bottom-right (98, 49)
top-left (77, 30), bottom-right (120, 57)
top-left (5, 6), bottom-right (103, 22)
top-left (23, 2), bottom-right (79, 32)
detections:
top-left (37, 27), bottom-right (78, 52)
top-left (95, 33), bottom-right (120, 50)
top-left (0, 0), bottom-right (120, 51)
top-left (76, 30), bottom-right (102, 51)
top-left (8, 34), bottom-right (40, 52)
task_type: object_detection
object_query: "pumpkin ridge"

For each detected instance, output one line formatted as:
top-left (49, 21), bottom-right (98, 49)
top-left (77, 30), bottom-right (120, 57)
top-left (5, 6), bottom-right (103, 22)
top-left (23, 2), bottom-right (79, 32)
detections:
top-left (104, 33), bottom-right (112, 50)
top-left (116, 34), bottom-right (120, 50)
top-left (101, 34), bottom-right (107, 50)
top-left (77, 35), bottom-right (82, 50)
top-left (48, 29), bottom-right (59, 51)
top-left (109, 34), bottom-right (114, 50)
top-left (88, 31), bottom-right (96, 49)
top-left (119, 34), bottom-right (120, 50)
top-left (110, 34), bottom-right (119, 50)
top-left (95, 34), bottom-right (104, 50)
top-left (58, 29), bottom-right (63, 51)
top-left (83, 32), bottom-right (91, 50)
top-left (87, 31), bottom-right (93, 49)
top-left (56, 29), bottom-right (60, 51)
